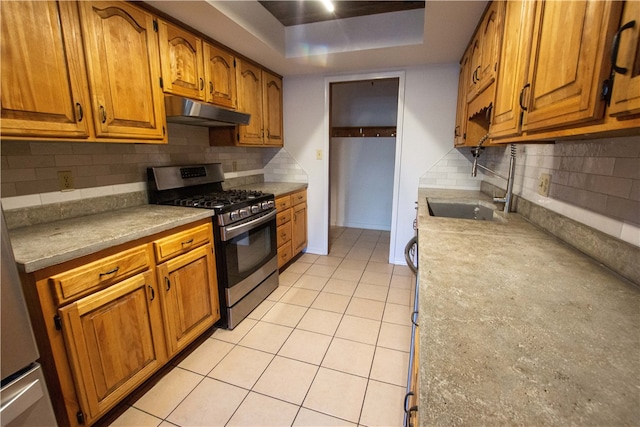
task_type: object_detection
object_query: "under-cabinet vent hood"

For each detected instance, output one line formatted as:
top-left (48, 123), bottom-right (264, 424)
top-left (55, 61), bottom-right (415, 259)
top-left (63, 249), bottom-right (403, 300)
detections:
top-left (164, 96), bottom-right (250, 127)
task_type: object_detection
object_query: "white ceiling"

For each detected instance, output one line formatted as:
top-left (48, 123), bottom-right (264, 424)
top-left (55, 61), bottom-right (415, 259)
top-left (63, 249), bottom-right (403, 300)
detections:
top-left (145, 0), bottom-right (488, 76)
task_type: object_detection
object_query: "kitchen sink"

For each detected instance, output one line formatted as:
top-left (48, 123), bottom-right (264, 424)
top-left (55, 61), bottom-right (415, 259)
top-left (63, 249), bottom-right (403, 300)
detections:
top-left (427, 200), bottom-right (500, 221)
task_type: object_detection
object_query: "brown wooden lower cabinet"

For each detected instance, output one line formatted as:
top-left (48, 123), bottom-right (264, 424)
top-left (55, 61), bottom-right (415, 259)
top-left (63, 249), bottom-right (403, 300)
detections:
top-left (276, 188), bottom-right (308, 268)
top-left (20, 219), bottom-right (218, 426)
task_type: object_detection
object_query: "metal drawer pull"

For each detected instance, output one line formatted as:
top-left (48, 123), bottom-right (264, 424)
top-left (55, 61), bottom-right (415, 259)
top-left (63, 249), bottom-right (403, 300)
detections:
top-left (99, 266), bottom-right (119, 277)
top-left (165, 277), bottom-right (171, 291)
top-left (181, 238), bottom-right (194, 246)
top-left (149, 285), bottom-right (155, 301)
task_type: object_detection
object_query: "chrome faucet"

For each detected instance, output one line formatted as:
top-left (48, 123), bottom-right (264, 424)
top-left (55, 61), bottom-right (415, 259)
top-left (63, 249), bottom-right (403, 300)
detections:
top-left (471, 140), bottom-right (516, 213)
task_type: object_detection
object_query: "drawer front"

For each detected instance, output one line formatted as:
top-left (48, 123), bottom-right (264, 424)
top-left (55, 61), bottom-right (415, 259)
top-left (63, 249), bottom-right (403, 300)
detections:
top-left (277, 222), bottom-right (292, 247)
top-left (291, 190), bottom-right (306, 206)
top-left (276, 209), bottom-right (292, 227)
top-left (275, 196), bottom-right (291, 211)
top-left (154, 223), bottom-right (212, 263)
top-left (51, 245), bottom-right (151, 304)
top-left (277, 242), bottom-right (292, 268)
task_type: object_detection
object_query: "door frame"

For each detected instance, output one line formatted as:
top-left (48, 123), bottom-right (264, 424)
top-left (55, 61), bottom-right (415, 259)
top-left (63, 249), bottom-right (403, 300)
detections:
top-left (323, 70), bottom-right (406, 263)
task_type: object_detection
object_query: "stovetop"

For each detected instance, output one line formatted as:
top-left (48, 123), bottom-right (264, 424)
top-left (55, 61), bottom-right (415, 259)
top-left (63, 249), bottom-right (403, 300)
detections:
top-left (170, 189), bottom-right (269, 210)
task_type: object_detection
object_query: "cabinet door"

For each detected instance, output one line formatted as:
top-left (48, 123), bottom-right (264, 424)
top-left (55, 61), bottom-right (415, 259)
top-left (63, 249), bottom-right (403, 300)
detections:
top-left (59, 270), bottom-right (166, 423)
top-left (292, 202), bottom-right (307, 255)
top-left (236, 59), bottom-right (264, 144)
top-left (262, 71), bottom-right (284, 146)
top-left (156, 243), bottom-right (219, 356)
top-left (523, 0), bottom-right (622, 131)
top-left (454, 51), bottom-right (471, 146)
top-left (78, 1), bottom-right (166, 140)
top-left (491, 0), bottom-right (536, 139)
top-left (466, 37), bottom-right (482, 103)
top-left (0, 1), bottom-right (92, 138)
top-left (477, 1), bottom-right (503, 93)
top-left (158, 20), bottom-right (205, 100)
top-left (204, 43), bottom-right (237, 109)
top-left (609, 1), bottom-right (640, 117)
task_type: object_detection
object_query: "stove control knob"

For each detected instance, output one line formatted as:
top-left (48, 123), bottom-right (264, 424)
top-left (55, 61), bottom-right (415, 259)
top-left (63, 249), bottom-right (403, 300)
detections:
top-left (261, 201), bottom-right (270, 210)
top-left (251, 204), bottom-right (260, 214)
top-left (230, 210), bottom-right (239, 221)
top-left (268, 200), bottom-right (275, 209)
top-left (239, 208), bottom-right (249, 218)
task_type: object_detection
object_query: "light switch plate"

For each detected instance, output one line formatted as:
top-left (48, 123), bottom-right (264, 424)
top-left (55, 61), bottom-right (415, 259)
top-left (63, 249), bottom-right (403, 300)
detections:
top-left (538, 173), bottom-right (551, 197)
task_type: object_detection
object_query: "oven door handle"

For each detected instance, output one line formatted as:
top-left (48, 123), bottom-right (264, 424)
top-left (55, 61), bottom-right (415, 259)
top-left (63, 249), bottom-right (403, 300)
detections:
top-left (221, 209), bottom-right (277, 241)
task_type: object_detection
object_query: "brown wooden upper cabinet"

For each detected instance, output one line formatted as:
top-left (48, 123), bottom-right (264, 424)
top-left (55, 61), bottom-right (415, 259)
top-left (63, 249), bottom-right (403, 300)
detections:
top-left (466, 1), bottom-right (504, 104)
top-left (158, 19), bottom-right (205, 101)
top-left (77, 1), bottom-right (167, 141)
top-left (608, 1), bottom-right (640, 118)
top-left (0, 1), bottom-right (93, 139)
top-left (486, 0), bottom-right (639, 144)
top-left (218, 59), bottom-right (283, 147)
top-left (203, 43), bottom-right (238, 109)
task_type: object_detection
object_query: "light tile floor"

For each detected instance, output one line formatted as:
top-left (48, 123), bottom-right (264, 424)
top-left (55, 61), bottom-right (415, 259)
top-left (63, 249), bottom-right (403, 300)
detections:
top-left (110, 227), bottom-right (415, 427)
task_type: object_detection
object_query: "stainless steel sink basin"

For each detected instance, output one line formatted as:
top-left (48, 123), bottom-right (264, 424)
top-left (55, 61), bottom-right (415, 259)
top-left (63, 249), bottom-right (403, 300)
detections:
top-left (427, 200), bottom-right (499, 221)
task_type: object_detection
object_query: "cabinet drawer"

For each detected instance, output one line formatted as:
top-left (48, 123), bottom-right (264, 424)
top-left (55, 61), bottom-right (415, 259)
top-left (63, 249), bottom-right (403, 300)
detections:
top-left (51, 245), bottom-right (151, 304)
top-left (277, 222), bottom-right (292, 247)
top-left (292, 190), bottom-right (307, 206)
top-left (275, 196), bottom-right (291, 211)
top-left (277, 242), bottom-right (292, 268)
top-left (276, 209), bottom-right (292, 227)
top-left (153, 223), bottom-right (212, 263)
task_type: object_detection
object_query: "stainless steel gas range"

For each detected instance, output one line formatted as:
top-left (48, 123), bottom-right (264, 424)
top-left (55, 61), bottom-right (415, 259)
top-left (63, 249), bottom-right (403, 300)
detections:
top-left (148, 163), bottom-right (278, 329)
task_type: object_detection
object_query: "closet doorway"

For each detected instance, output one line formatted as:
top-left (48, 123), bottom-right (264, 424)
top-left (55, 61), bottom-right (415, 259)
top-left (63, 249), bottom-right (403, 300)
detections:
top-left (329, 77), bottom-right (399, 253)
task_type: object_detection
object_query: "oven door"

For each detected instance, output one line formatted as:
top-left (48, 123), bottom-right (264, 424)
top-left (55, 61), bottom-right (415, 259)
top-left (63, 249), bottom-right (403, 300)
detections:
top-left (219, 209), bottom-right (277, 304)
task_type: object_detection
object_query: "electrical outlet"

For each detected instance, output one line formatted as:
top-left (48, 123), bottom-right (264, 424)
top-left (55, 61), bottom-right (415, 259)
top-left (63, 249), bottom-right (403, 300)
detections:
top-left (538, 173), bottom-right (551, 197)
top-left (316, 149), bottom-right (323, 160)
top-left (58, 170), bottom-right (74, 191)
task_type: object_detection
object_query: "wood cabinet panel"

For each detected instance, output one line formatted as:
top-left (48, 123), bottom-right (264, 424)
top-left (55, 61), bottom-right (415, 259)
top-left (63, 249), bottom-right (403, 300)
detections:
top-left (454, 51), bottom-right (471, 146)
top-left (0, 1), bottom-right (92, 138)
top-left (78, 1), bottom-right (166, 140)
top-left (277, 221), bottom-right (292, 248)
top-left (156, 243), bottom-right (219, 356)
top-left (236, 60), bottom-right (264, 144)
top-left (523, 0), bottom-right (622, 131)
top-left (204, 43), bottom-right (237, 108)
top-left (50, 244), bottom-right (150, 304)
top-left (609, 1), bottom-right (640, 117)
top-left (59, 270), bottom-right (166, 423)
top-left (292, 200), bottom-right (307, 255)
top-left (153, 223), bottom-right (212, 263)
top-left (491, 0), bottom-right (536, 139)
top-left (263, 71), bottom-right (284, 146)
top-left (158, 19), bottom-right (204, 100)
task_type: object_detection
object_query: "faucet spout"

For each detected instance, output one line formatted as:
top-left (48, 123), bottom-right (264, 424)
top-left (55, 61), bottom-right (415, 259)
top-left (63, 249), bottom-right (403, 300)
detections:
top-left (469, 143), bottom-right (517, 213)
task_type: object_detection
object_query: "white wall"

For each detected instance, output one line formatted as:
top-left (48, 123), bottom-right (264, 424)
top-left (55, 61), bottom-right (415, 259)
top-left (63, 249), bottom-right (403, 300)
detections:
top-left (283, 63), bottom-right (459, 263)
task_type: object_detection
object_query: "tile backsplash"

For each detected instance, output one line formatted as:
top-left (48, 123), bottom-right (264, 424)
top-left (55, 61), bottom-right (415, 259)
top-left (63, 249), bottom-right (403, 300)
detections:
top-left (420, 136), bottom-right (638, 247)
top-left (1, 124), bottom-right (307, 211)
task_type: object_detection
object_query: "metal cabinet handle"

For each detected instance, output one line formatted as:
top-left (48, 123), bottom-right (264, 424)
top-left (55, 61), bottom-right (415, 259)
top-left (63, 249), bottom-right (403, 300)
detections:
top-left (519, 83), bottom-right (531, 111)
top-left (165, 277), bottom-right (171, 291)
top-left (99, 266), bottom-right (119, 277)
top-left (99, 105), bottom-right (107, 123)
top-left (148, 285), bottom-right (155, 301)
top-left (76, 103), bottom-right (84, 122)
top-left (181, 238), bottom-right (194, 246)
top-left (611, 20), bottom-right (636, 75)
top-left (209, 81), bottom-right (214, 94)
top-left (200, 77), bottom-right (204, 90)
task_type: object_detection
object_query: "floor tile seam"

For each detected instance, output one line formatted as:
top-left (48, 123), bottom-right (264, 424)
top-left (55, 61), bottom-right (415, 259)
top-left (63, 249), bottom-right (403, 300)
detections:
top-left (296, 407), bottom-right (357, 427)
top-left (247, 363), bottom-right (321, 408)
top-left (158, 368), bottom-right (211, 424)
top-left (122, 404), bottom-right (164, 424)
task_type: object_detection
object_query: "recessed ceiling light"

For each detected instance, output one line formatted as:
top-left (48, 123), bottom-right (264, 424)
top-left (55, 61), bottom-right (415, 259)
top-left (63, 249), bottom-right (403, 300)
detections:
top-left (321, 0), bottom-right (335, 13)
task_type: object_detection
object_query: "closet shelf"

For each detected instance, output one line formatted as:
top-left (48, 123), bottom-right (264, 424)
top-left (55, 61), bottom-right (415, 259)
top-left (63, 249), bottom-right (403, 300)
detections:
top-left (331, 126), bottom-right (396, 138)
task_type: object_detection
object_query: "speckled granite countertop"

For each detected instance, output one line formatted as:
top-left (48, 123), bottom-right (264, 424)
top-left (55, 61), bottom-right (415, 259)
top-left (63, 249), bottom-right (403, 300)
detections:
top-left (230, 182), bottom-right (307, 198)
top-left (417, 189), bottom-right (640, 426)
top-left (8, 205), bottom-right (214, 273)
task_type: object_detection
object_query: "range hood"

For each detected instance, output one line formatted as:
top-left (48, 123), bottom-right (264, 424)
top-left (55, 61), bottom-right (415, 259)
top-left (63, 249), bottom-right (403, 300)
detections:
top-left (164, 96), bottom-right (251, 127)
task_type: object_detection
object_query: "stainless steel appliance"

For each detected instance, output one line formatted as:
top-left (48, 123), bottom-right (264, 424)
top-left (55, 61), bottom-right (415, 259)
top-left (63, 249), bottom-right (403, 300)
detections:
top-left (1, 210), bottom-right (58, 426)
top-left (148, 163), bottom-right (278, 329)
